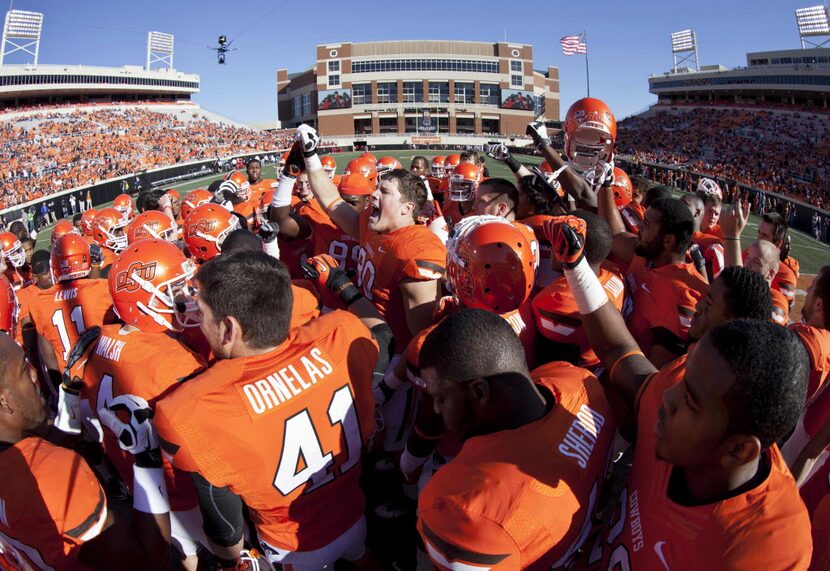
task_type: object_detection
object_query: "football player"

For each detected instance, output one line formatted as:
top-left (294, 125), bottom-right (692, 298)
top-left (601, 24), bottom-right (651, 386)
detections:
top-left (526, 98), bottom-right (616, 209)
top-left (0, 232), bottom-right (34, 290)
top-left (0, 332), bottom-right (173, 570)
top-left (154, 251), bottom-right (393, 569)
top-left (443, 162), bottom-right (481, 227)
top-left (113, 193), bottom-right (135, 221)
top-left (64, 239), bottom-right (207, 569)
top-left (548, 216), bottom-right (812, 570)
top-left (598, 192), bottom-right (708, 367)
top-left (215, 171), bottom-right (257, 226)
top-left (127, 210), bottom-right (179, 244)
top-left (182, 203), bottom-right (240, 263)
top-left (409, 155), bottom-right (430, 178)
top-left (91, 207), bottom-right (130, 273)
top-left (697, 178), bottom-right (724, 237)
top-left (680, 193), bottom-right (726, 282)
top-left (417, 308), bottom-right (616, 569)
top-left (180, 189), bottom-right (212, 222)
top-left (24, 234), bottom-right (115, 381)
top-left (245, 157), bottom-right (276, 207)
top-left (759, 212), bottom-right (800, 309)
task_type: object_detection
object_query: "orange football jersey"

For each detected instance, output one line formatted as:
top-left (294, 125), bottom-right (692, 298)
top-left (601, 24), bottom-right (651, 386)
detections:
top-left (278, 196), bottom-right (314, 279)
top-left (81, 324), bottom-right (207, 511)
top-left (3, 267), bottom-right (34, 291)
top-left (584, 356), bottom-right (812, 570)
top-left (533, 266), bottom-right (626, 369)
top-left (296, 198), bottom-right (361, 272)
top-left (771, 287), bottom-right (790, 325)
top-left (155, 310), bottom-right (379, 552)
top-left (28, 279), bottom-right (113, 371)
top-left (249, 179), bottom-right (276, 207)
top-left (418, 362), bottom-right (616, 570)
top-left (357, 208), bottom-right (446, 348)
top-left (441, 199), bottom-right (467, 228)
top-left (772, 255), bottom-right (799, 307)
top-left (14, 283), bottom-right (39, 346)
top-left (691, 231), bottom-right (725, 279)
top-left (704, 223), bottom-right (724, 240)
top-left (0, 437), bottom-right (108, 571)
top-left (624, 257), bottom-right (708, 358)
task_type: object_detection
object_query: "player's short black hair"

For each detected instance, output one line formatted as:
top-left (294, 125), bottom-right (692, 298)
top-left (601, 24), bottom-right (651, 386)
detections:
top-left (717, 266), bottom-right (772, 321)
top-left (708, 319), bottom-right (809, 449)
top-left (221, 229), bottom-right (262, 254)
top-left (572, 209), bottom-right (612, 266)
top-left (384, 169), bottom-right (427, 220)
top-left (410, 156), bottom-right (429, 170)
top-left (644, 185), bottom-right (673, 207)
top-left (72, 213), bottom-right (83, 224)
top-left (196, 251), bottom-right (293, 349)
top-left (246, 158), bottom-right (261, 167)
top-left (651, 197), bottom-right (694, 253)
top-left (138, 188), bottom-right (165, 213)
top-left (420, 308), bottom-right (529, 383)
top-left (478, 178), bottom-right (519, 210)
top-left (31, 250), bottom-right (51, 274)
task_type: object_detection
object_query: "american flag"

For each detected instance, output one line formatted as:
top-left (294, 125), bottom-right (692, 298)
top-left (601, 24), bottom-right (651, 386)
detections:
top-left (561, 34), bottom-right (587, 55)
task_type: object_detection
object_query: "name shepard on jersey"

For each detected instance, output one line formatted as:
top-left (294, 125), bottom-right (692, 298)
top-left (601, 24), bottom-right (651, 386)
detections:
top-left (558, 404), bottom-right (606, 469)
top-left (242, 347), bottom-right (334, 415)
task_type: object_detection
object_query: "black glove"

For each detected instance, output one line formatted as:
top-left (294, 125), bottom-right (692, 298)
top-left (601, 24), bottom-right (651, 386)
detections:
top-left (62, 326), bottom-right (101, 392)
top-left (89, 243), bottom-right (103, 265)
top-left (284, 141), bottom-right (305, 176)
top-left (301, 254), bottom-right (363, 305)
top-left (258, 221), bottom-right (280, 244)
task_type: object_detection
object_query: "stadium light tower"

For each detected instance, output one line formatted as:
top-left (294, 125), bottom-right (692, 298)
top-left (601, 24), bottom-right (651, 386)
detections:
top-left (671, 29), bottom-right (699, 72)
top-left (796, 5), bottom-right (830, 48)
top-left (146, 31), bottom-right (174, 70)
top-left (1, 9), bottom-right (43, 66)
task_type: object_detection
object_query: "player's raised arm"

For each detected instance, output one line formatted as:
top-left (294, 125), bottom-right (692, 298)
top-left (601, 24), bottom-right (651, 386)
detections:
top-left (296, 125), bottom-right (361, 238)
top-left (545, 216), bottom-right (657, 406)
top-left (527, 121), bottom-right (597, 209)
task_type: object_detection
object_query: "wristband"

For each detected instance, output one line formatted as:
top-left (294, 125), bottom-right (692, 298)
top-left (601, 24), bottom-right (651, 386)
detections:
top-left (132, 465), bottom-right (170, 514)
top-left (337, 282), bottom-right (363, 306)
top-left (55, 386), bottom-right (82, 435)
top-left (262, 237), bottom-right (280, 260)
top-left (400, 447), bottom-right (430, 476)
top-left (724, 237), bottom-right (740, 241)
top-left (304, 153), bottom-right (323, 171)
top-left (505, 155), bottom-right (521, 173)
top-left (563, 257), bottom-right (609, 315)
top-left (271, 174), bottom-right (295, 208)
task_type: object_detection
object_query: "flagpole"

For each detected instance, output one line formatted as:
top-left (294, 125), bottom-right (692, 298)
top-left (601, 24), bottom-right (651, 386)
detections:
top-left (584, 31), bottom-right (590, 97)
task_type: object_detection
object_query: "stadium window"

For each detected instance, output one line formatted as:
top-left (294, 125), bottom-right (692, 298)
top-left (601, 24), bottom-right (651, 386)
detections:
top-left (303, 93), bottom-right (312, 115)
top-left (293, 96), bottom-right (302, 118)
top-left (454, 82), bottom-right (474, 104)
top-left (480, 83), bottom-right (500, 106)
top-left (403, 81), bottom-right (423, 103)
top-left (328, 74), bottom-right (340, 87)
top-left (328, 60), bottom-right (340, 72)
top-left (781, 58), bottom-right (792, 64)
top-left (377, 82), bottom-right (397, 104)
top-left (510, 60), bottom-right (522, 72)
top-left (511, 74), bottom-right (523, 88)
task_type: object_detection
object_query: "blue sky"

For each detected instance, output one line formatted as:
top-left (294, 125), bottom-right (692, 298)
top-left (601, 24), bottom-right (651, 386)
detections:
top-left (3, 0), bottom-right (817, 126)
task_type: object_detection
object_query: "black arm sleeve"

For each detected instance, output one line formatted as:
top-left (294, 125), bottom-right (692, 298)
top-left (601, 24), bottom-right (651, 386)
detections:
top-left (370, 323), bottom-right (395, 377)
top-left (190, 472), bottom-right (244, 547)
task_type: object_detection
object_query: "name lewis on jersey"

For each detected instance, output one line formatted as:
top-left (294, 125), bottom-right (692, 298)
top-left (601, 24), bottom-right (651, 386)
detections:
top-left (54, 287), bottom-right (78, 301)
top-left (240, 348), bottom-right (334, 417)
top-left (558, 404), bottom-right (606, 469)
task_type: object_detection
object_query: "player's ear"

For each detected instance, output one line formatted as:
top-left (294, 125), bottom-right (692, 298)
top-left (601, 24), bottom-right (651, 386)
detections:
top-left (468, 378), bottom-right (490, 406)
top-left (0, 391), bottom-right (12, 416)
top-left (720, 434), bottom-right (761, 468)
top-left (221, 316), bottom-right (238, 347)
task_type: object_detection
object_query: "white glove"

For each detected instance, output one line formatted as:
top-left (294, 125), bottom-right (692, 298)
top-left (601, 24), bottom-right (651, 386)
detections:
top-left (294, 124), bottom-right (320, 155)
top-left (98, 394), bottom-right (159, 456)
top-left (55, 386), bottom-right (82, 435)
top-left (486, 143), bottom-right (511, 162)
top-left (526, 121), bottom-right (551, 149)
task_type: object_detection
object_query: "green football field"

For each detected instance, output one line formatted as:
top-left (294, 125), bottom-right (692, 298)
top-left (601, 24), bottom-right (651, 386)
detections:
top-left (35, 150), bottom-right (830, 277)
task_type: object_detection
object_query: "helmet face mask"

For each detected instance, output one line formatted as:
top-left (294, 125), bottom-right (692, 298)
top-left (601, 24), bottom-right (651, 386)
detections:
top-left (4, 240), bottom-right (25, 268)
top-left (448, 178), bottom-right (477, 202)
top-left (102, 220), bottom-right (129, 253)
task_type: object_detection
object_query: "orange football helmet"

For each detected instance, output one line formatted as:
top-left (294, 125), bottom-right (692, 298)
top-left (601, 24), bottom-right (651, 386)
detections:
top-left (611, 168), bottom-right (633, 210)
top-left (359, 151), bottom-right (377, 165)
top-left (51, 220), bottom-right (80, 245)
top-left (0, 274), bottom-right (18, 335)
top-left (113, 194), bottom-right (134, 220)
top-left (0, 232), bottom-right (26, 268)
top-left (80, 208), bottom-right (98, 236)
top-left (446, 215), bottom-right (536, 313)
top-left (443, 154), bottom-right (462, 179)
top-left (448, 163), bottom-right (481, 202)
top-left (431, 156), bottom-right (447, 178)
top-left (321, 155), bottom-right (337, 179)
top-left (343, 158), bottom-right (378, 188)
top-left (51, 234), bottom-right (91, 282)
top-left (92, 208), bottom-right (130, 253)
top-left (183, 204), bottom-right (240, 262)
top-left (338, 173), bottom-right (375, 196)
top-left (181, 189), bottom-right (213, 221)
top-left (109, 239), bottom-right (198, 333)
top-left (220, 171), bottom-right (251, 202)
top-left (564, 97), bottom-right (616, 175)
top-left (376, 156), bottom-right (402, 175)
top-left (127, 210), bottom-right (178, 244)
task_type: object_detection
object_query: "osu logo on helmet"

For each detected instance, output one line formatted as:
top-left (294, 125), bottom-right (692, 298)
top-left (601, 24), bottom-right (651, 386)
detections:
top-left (114, 261), bottom-right (158, 294)
top-left (188, 218), bottom-right (217, 238)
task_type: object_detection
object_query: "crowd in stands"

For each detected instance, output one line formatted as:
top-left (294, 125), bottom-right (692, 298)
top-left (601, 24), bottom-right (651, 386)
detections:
top-left (0, 107), bottom-right (296, 209)
top-left (618, 106), bottom-right (830, 210)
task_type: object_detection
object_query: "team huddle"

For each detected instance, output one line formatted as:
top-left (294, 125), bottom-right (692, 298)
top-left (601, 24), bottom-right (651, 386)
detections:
top-left (0, 96), bottom-right (828, 570)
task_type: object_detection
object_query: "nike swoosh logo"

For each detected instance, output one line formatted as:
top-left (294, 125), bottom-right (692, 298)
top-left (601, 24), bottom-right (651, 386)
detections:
top-left (654, 541), bottom-right (671, 571)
